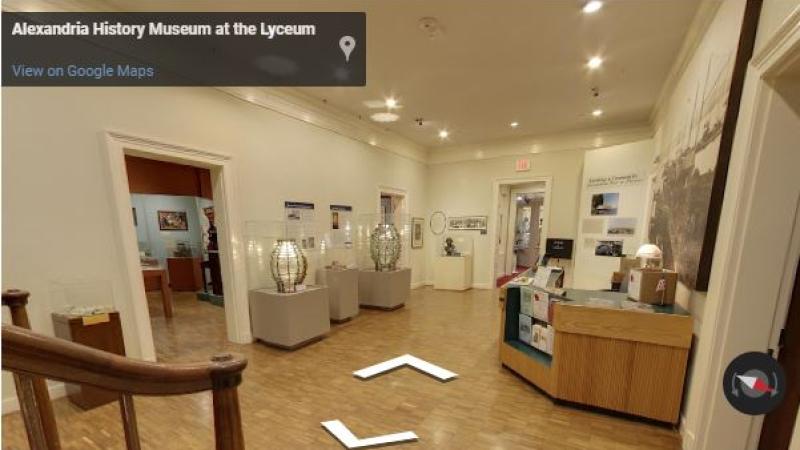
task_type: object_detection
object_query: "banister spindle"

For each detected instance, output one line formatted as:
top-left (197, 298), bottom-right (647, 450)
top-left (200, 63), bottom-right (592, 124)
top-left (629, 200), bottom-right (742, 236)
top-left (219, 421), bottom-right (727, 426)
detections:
top-left (210, 353), bottom-right (245, 450)
top-left (3, 289), bottom-right (61, 450)
top-left (119, 394), bottom-right (141, 450)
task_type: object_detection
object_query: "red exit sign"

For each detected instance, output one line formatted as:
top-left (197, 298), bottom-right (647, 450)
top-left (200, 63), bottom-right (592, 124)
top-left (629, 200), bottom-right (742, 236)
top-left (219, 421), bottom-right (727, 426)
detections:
top-left (515, 158), bottom-right (530, 171)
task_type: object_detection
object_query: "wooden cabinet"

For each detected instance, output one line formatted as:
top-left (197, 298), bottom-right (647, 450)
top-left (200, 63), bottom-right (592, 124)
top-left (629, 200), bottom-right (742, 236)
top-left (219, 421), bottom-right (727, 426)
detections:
top-left (499, 281), bottom-right (692, 424)
top-left (52, 312), bottom-right (126, 410)
top-left (167, 257), bottom-right (203, 291)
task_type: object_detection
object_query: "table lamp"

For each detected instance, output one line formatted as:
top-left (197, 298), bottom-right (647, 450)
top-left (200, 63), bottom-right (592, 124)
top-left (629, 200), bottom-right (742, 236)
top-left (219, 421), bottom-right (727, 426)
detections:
top-left (635, 244), bottom-right (663, 270)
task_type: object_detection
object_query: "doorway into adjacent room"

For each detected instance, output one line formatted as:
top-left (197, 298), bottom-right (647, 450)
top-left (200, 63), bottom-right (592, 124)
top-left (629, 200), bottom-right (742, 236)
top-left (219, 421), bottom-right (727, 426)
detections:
top-left (492, 179), bottom-right (551, 287)
top-left (125, 155), bottom-right (229, 357)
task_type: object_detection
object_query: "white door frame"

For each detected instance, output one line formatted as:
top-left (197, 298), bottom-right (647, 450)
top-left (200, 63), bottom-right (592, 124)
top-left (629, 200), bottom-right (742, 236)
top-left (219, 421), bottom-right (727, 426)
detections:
top-left (103, 131), bottom-right (252, 361)
top-left (688, 9), bottom-right (800, 450)
top-left (505, 183), bottom-right (547, 274)
top-left (489, 176), bottom-right (552, 284)
top-left (376, 185), bottom-right (408, 217)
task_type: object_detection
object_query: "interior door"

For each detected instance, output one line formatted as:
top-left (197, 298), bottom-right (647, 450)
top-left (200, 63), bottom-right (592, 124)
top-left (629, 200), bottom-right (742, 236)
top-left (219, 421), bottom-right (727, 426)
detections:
top-left (759, 259), bottom-right (800, 450)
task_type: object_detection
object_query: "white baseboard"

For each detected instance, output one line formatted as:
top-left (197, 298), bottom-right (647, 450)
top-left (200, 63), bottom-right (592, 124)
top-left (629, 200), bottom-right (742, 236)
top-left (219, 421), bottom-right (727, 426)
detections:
top-left (3, 382), bottom-right (67, 415)
top-left (410, 281), bottom-right (425, 289)
top-left (472, 282), bottom-right (493, 289)
top-left (679, 414), bottom-right (696, 450)
top-left (423, 280), bottom-right (433, 286)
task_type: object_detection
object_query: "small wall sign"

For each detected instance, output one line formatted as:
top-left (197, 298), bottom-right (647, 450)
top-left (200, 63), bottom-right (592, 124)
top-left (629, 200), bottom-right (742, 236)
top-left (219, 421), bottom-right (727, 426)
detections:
top-left (515, 158), bottom-right (531, 172)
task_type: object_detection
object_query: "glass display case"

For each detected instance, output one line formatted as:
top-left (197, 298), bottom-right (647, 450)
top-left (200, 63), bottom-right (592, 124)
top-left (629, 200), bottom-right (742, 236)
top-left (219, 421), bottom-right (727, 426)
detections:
top-left (439, 234), bottom-right (474, 257)
top-left (320, 208), bottom-right (357, 269)
top-left (244, 219), bottom-right (321, 291)
top-left (355, 212), bottom-right (411, 271)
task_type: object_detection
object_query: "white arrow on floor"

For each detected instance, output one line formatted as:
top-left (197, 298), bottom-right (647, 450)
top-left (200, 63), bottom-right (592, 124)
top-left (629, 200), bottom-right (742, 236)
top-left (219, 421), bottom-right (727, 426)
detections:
top-left (321, 420), bottom-right (418, 449)
top-left (353, 354), bottom-right (458, 382)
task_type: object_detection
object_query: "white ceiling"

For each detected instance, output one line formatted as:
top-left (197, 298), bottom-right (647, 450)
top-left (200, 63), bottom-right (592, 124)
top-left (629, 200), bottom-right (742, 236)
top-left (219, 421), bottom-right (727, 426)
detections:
top-left (9, 0), bottom-right (701, 149)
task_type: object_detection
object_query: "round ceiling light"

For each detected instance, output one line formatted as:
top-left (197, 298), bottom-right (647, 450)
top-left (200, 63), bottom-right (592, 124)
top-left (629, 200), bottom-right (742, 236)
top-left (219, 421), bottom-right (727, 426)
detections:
top-left (583, 1), bottom-right (603, 14)
top-left (438, 129), bottom-right (449, 139)
top-left (371, 112), bottom-right (400, 123)
top-left (587, 56), bottom-right (603, 69)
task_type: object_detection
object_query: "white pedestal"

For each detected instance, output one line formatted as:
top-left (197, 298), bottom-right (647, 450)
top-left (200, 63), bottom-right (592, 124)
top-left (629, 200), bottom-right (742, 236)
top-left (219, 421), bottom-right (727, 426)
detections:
top-left (433, 255), bottom-right (473, 290)
top-left (316, 268), bottom-right (359, 322)
top-left (358, 268), bottom-right (411, 310)
top-left (249, 286), bottom-right (330, 349)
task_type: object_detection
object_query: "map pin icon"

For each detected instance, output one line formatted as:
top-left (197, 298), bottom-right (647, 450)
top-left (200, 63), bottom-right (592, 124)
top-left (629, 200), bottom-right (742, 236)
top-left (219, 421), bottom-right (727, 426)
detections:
top-left (339, 36), bottom-right (356, 62)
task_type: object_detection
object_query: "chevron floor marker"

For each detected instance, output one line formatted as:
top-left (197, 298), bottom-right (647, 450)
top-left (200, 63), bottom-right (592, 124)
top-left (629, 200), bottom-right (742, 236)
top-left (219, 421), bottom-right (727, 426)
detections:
top-left (321, 420), bottom-right (418, 449)
top-left (352, 354), bottom-right (458, 381)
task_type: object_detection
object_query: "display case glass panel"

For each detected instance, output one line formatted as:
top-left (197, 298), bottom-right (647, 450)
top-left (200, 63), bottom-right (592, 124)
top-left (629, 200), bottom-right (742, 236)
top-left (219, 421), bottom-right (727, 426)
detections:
top-left (356, 212), bottom-right (411, 271)
top-left (244, 220), bottom-right (321, 290)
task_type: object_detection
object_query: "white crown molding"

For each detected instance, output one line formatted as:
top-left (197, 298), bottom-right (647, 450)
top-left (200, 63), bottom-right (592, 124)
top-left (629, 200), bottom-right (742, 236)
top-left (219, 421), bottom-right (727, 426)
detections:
top-left (751, 3), bottom-right (800, 76)
top-left (428, 124), bottom-right (653, 165)
top-left (216, 87), bottom-right (429, 164)
top-left (650, 0), bottom-right (723, 127)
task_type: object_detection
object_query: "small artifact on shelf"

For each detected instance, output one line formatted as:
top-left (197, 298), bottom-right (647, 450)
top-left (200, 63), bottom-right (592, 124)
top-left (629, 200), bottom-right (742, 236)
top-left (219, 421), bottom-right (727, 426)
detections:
top-left (326, 260), bottom-right (349, 270)
top-left (370, 223), bottom-right (401, 271)
top-left (173, 241), bottom-right (193, 257)
top-left (58, 305), bottom-right (115, 317)
top-left (270, 239), bottom-right (308, 293)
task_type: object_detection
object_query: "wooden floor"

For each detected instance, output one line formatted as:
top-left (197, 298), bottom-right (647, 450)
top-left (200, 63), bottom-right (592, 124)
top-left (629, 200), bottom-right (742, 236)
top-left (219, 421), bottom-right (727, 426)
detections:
top-left (3, 287), bottom-right (682, 449)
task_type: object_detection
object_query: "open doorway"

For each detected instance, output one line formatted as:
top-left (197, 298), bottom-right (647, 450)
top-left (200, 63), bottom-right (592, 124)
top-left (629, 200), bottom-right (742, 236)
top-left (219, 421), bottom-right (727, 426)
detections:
top-left (492, 179), bottom-right (551, 287)
top-left (125, 155), bottom-right (228, 356)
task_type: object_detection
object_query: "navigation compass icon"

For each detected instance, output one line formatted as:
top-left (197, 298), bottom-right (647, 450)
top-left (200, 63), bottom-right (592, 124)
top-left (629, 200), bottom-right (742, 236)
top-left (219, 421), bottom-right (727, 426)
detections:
top-left (724, 352), bottom-right (786, 415)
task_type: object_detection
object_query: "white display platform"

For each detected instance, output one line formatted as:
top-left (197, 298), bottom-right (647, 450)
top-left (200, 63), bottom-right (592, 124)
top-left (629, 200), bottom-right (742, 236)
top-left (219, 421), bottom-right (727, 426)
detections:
top-left (249, 286), bottom-right (330, 349)
top-left (433, 255), bottom-right (473, 290)
top-left (316, 267), bottom-right (359, 322)
top-left (358, 268), bottom-right (411, 310)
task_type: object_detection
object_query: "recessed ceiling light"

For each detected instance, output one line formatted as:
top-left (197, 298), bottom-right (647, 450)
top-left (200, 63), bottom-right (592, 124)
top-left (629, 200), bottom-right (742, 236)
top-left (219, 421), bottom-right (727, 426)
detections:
top-left (385, 97), bottom-right (398, 109)
top-left (438, 129), bottom-right (449, 139)
top-left (592, 109), bottom-right (604, 117)
top-left (371, 112), bottom-right (400, 123)
top-left (510, 122), bottom-right (519, 128)
top-left (587, 56), bottom-right (603, 69)
top-left (583, 1), bottom-right (603, 14)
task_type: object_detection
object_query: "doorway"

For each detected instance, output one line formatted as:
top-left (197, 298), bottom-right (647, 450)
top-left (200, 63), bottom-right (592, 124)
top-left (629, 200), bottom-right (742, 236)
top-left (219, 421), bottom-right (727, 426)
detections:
top-left (490, 178), bottom-right (551, 287)
top-left (104, 132), bottom-right (251, 362)
top-left (126, 155), bottom-right (226, 348)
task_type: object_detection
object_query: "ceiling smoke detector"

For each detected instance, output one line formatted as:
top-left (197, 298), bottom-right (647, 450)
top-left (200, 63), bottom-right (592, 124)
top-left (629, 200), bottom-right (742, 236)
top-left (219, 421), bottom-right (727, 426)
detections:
top-left (418, 17), bottom-right (445, 39)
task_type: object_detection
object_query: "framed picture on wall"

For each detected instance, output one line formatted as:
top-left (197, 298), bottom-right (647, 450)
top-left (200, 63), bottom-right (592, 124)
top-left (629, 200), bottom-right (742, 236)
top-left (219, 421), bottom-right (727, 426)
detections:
top-left (590, 193), bottom-right (619, 216)
top-left (411, 217), bottom-right (424, 249)
top-left (448, 215), bottom-right (488, 231)
top-left (158, 211), bottom-right (188, 231)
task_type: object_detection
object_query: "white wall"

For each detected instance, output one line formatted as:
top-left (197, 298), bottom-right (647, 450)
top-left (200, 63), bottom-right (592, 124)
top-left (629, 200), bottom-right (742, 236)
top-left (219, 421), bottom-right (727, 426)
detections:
top-left (1, 86), bottom-right (427, 407)
top-left (426, 148), bottom-right (585, 288)
top-left (572, 140), bottom-right (654, 290)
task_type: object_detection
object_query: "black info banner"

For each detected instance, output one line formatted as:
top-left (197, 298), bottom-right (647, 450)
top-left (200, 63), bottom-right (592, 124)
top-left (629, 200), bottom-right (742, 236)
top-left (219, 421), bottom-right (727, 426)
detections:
top-left (2, 12), bottom-right (365, 86)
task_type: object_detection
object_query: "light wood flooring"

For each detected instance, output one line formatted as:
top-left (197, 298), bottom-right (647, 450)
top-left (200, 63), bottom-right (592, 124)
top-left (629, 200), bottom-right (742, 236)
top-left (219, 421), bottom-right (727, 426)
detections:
top-left (3, 288), bottom-right (682, 449)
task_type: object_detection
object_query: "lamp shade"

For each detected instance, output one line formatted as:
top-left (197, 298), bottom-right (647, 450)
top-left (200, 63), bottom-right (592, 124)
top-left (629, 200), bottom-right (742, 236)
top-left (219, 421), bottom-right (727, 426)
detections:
top-left (370, 223), bottom-right (401, 271)
top-left (270, 239), bottom-right (307, 293)
top-left (635, 244), bottom-right (663, 259)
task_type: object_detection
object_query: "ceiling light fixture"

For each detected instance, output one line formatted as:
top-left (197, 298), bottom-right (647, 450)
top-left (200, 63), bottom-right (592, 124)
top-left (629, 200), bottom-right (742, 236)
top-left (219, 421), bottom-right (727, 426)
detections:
top-left (592, 109), bottom-right (604, 117)
top-left (583, 1), bottom-right (603, 14)
top-left (510, 122), bottom-right (519, 128)
top-left (371, 112), bottom-right (400, 123)
top-left (438, 129), bottom-right (449, 139)
top-left (587, 56), bottom-right (603, 69)
top-left (385, 97), bottom-right (398, 109)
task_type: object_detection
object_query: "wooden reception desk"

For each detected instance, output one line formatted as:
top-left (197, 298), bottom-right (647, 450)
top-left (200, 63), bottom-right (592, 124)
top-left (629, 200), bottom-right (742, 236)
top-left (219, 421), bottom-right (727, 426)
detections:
top-left (499, 276), bottom-right (692, 424)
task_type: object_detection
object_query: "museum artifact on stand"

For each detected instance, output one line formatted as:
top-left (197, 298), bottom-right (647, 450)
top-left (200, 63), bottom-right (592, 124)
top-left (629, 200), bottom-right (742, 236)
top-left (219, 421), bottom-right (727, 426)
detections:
top-left (628, 244), bottom-right (678, 305)
top-left (357, 213), bottom-right (411, 310)
top-left (245, 220), bottom-right (330, 350)
top-left (434, 235), bottom-right (474, 290)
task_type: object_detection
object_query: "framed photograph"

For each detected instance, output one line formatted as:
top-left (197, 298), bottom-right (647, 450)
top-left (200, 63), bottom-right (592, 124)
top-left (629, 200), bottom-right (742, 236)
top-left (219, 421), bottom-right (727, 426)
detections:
top-left (591, 193), bottom-right (619, 216)
top-left (158, 211), bottom-right (188, 231)
top-left (595, 240), bottom-right (624, 257)
top-left (606, 217), bottom-right (637, 236)
top-left (448, 215), bottom-right (488, 231)
top-left (411, 217), bottom-right (424, 249)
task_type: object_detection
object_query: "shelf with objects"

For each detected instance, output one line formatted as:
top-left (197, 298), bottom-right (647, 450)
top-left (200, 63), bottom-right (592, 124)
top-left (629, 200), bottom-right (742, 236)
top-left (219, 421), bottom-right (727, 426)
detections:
top-left (244, 220), bottom-right (330, 350)
top-left (356, 212), bottom-right (411, 310)
top-left (433, 235), bottom-right (473, 290)
top-left (317, 205), bottom-right (359, 323)
top-left (498, 259), bottom-right (692, 424)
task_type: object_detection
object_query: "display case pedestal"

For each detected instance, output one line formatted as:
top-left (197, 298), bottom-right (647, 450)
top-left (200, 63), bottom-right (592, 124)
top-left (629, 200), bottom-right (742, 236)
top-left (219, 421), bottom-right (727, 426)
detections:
top-left (433, 255), bottom-right (473, 290)
top-left (249, 286), bottom-right (330, 349)
top-left (316, 268), bottom-right (359, 322)
top-left (358, 268), bottom-right (411, 310)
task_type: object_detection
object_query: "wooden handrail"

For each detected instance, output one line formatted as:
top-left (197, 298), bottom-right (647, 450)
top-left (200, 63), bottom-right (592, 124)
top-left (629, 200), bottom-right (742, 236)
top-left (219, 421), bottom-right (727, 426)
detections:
top-left (3, 325), bottom-right (247, 396)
